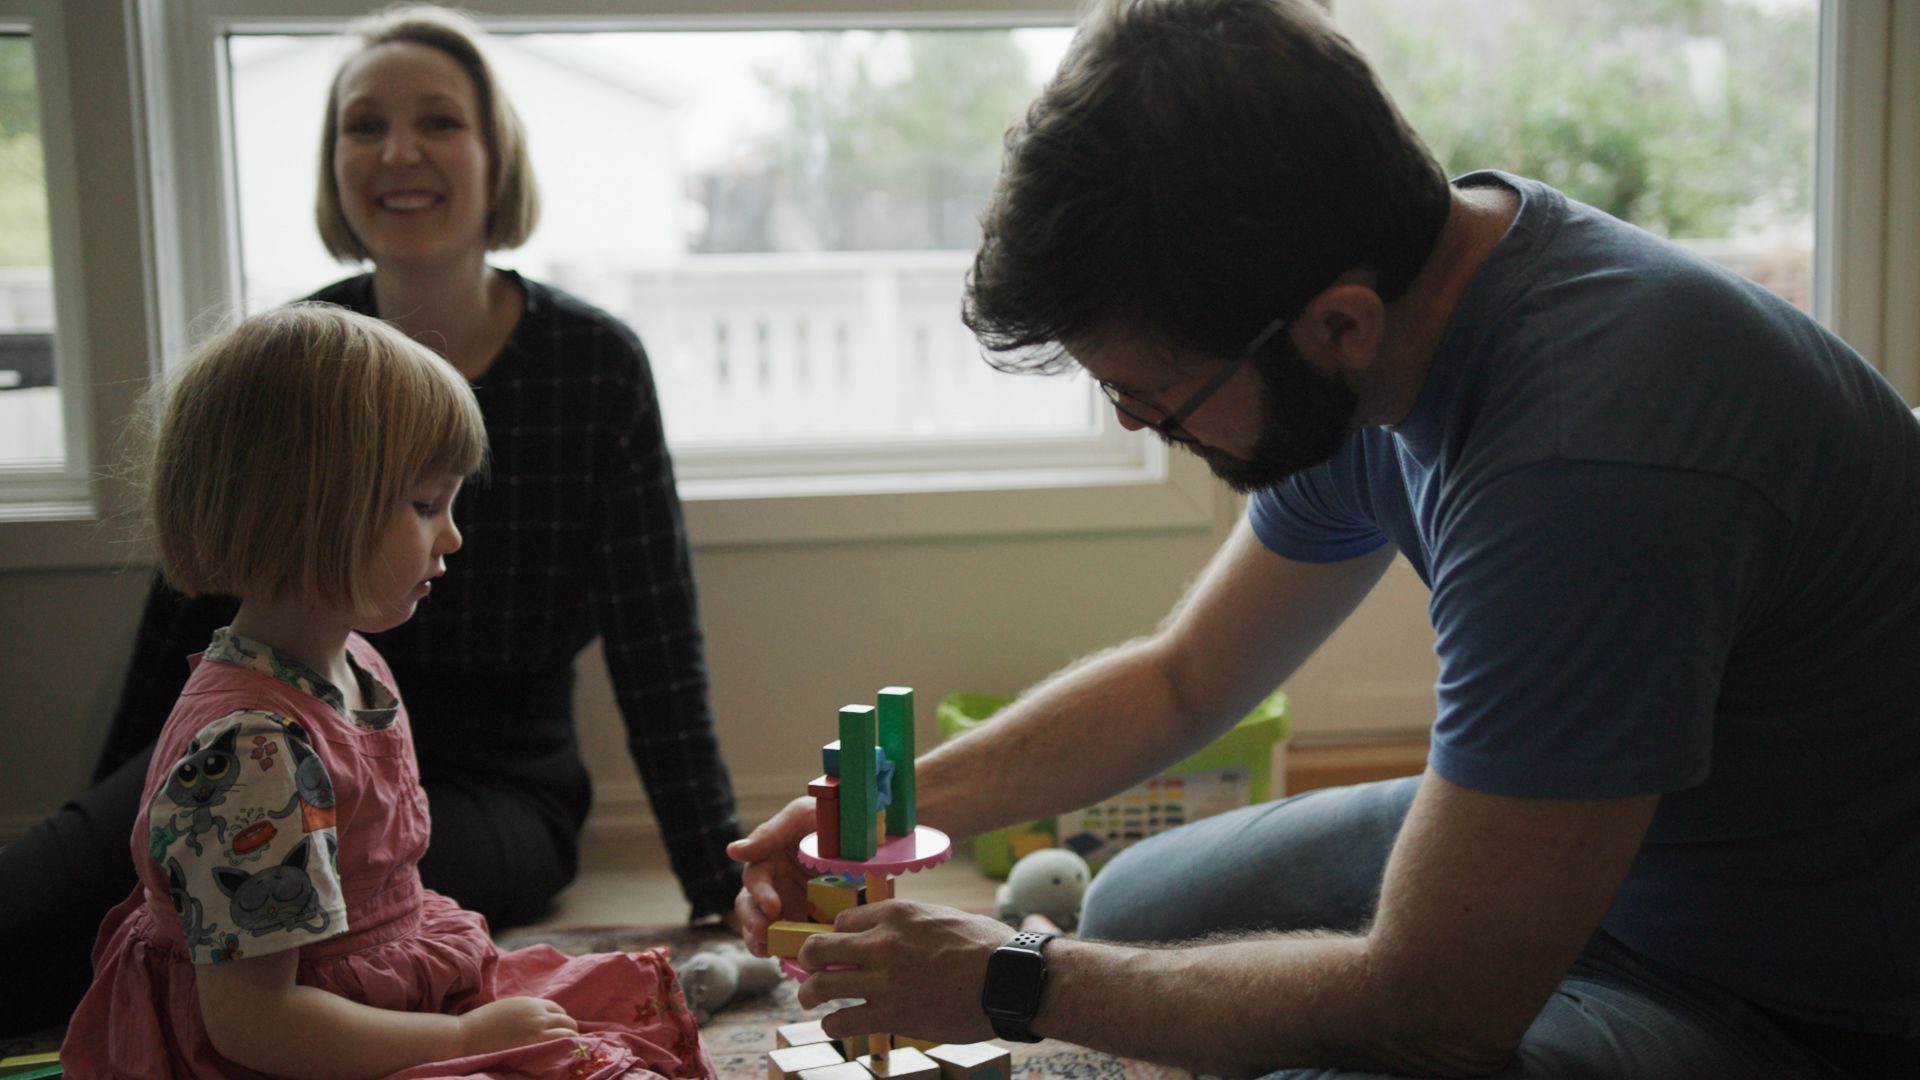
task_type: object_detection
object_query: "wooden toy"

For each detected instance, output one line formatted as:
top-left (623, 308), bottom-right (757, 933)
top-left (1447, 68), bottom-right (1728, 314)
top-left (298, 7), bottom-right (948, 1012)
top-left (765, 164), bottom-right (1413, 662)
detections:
top-left (927, 1041), bottom-right (1014, 1080)
top-left (861, 1046), bottom-right (940, 1079)
top-left (767, 919), bottom-right (834, 959)
top-left (795, 1062), bottom-right (871, 1080)
top-left (878, 687), bottom-right (917, 835)
top-left (838, 706), bottom-right (879, 859)
top-left (809, 775), bottom-right (842, 859)
top-left (768, 1042), bottom-right (844, 1080)
top-left (776, 1019), bottom-right (834, 1049)
top-left (769, 687), bottom-right (977, 1080)
top-left (807, 873), bottom-right (867, 923)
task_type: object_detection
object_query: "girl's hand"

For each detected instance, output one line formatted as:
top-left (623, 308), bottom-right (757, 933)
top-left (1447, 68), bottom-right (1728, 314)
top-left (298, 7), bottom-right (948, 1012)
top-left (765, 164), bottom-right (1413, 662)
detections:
top-left (456, 996), bottom-right (579, 1056)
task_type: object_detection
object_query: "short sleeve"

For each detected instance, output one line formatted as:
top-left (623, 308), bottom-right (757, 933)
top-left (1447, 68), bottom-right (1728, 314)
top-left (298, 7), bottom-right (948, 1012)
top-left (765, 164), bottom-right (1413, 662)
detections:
top-left (147, 710), bottom-right (349, 964)
top-left (1249, 468), bottom-right (1391, 563)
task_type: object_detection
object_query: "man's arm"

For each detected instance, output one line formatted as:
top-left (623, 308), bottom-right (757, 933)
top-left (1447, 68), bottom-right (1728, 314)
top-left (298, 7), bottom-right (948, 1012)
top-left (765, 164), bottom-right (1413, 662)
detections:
top-left (802, 771), bottom-right (1657, 1078)
top-left (732, 521), bottom-right (1396, 946)
top-left (917, 522), bottom-right (1397, 839)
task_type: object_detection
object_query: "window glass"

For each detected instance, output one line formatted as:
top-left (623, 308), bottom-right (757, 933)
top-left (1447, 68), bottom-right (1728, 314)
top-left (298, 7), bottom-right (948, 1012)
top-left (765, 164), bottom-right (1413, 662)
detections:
top-left (0, 32), bottom-right (62, 467)
top-left (1336, 0), bottom-right (1819, 310)
top-left (228, 27), bottom-right (1092, 451)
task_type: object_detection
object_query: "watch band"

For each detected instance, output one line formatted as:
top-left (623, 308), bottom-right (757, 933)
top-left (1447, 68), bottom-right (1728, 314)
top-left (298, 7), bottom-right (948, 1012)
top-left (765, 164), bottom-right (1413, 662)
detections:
top-left (981, 929), bottom-right (1056, 1043)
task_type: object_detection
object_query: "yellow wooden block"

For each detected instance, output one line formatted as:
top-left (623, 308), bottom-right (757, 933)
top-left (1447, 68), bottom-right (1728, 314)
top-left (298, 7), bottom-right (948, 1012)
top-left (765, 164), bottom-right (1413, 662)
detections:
top-left (777, 1019), bottom-right (835, 1049)
top-left (768, 919), bottom-right (834, 959)
top-left (894, 1036), bottom-right (938, 1053)
top-left (867, 872), bottom-right (894, 902)
top-left (768, 1042), bottom-right (844, 1080)
top-left (927, 1041), bottom-right (1013, 1080)
top-left (860, 1046), bottom-right (939, 1079)
top-left (807, 873), bottom-right (867, 924)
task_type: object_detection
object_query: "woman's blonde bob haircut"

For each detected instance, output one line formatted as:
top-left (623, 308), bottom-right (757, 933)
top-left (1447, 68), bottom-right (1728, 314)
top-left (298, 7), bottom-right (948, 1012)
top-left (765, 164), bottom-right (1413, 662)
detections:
top-left (315, 4), bottom-right (540, 261)
top-left (146, 303), bottom-right (488, 612)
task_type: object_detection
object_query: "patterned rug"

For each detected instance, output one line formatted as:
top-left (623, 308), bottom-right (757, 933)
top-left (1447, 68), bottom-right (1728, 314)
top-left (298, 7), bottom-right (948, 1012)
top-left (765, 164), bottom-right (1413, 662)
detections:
top-left (497, 924), bottom-right (1197, 1080)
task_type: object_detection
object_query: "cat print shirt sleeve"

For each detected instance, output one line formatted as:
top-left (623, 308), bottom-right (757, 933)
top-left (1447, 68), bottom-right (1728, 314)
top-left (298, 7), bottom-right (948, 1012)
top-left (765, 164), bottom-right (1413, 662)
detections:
top-left (148, 709), bottom-right (349, 964)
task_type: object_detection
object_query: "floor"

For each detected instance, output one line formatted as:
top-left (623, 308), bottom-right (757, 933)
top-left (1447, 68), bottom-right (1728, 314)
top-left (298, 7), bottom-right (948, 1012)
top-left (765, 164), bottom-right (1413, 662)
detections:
top-left (526, 831), bottom-right (1003, 929)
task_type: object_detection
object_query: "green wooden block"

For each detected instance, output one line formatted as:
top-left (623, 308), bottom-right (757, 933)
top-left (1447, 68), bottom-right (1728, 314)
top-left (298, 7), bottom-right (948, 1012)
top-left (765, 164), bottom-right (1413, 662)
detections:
top-left (878, 686), bottom-right (917, 835)
top-left (838, 704), bottom-right (878, 859)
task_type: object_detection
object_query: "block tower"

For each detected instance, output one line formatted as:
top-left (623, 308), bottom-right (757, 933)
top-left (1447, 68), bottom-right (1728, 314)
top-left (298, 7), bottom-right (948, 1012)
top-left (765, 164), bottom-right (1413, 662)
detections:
top-left (764, 687), bottom-right (1015, 1080)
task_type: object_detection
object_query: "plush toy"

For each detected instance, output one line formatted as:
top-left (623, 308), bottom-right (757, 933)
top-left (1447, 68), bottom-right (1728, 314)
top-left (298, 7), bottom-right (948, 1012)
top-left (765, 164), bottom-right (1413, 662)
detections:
top-left (675, 942), bottom-right (784, 1025)
top-left (994, 848), bottom-right (1091, 932)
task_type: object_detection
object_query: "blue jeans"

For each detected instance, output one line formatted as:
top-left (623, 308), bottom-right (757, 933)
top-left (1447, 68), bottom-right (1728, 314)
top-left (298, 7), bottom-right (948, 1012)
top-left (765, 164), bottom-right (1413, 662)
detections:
top-left (1078, 778), bottom-right (1855, 1079)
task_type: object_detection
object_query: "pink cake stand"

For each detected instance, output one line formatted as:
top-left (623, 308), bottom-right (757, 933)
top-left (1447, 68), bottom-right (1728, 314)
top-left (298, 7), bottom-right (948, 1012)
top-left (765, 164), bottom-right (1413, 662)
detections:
top-left (779, 825), bottom-right (952, 981)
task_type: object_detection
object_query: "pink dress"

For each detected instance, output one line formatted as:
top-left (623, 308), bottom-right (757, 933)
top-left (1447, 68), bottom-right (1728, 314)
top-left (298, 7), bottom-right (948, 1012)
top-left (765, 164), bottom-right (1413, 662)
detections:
top-left (62, 629), bottom-right (711, 1080)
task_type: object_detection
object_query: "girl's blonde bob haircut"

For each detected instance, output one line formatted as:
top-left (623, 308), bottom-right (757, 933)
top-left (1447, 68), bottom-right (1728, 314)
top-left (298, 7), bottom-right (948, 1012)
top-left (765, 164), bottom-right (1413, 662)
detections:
top-left (315, 4), bottom-right (540, 261)
top-left (147, 303), bottom-right (488, 611)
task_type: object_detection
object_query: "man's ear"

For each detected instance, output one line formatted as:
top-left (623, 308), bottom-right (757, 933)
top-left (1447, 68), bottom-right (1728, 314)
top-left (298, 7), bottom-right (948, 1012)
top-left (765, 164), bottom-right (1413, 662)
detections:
top-left (1293, 283), bottom-right (1386, 375)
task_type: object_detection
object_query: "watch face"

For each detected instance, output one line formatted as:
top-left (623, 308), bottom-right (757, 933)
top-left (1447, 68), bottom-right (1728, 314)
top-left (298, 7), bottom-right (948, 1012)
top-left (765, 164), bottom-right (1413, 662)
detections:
top-left (983, 946), bottom-right (1047, 1018)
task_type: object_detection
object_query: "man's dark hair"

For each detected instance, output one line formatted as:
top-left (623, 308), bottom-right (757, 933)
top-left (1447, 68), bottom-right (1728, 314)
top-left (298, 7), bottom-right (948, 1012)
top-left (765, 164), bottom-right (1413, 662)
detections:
top-left (964, 0), bottom-right (1452, 372)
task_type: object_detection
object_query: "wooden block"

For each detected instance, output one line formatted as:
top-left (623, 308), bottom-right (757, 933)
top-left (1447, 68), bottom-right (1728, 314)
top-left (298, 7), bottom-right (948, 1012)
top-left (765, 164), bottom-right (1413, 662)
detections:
top-left (877, 687), bottom-right (917, 835)
top-left (769, 1042), bottom-right (844, 1080)
top-left (797, 1062), bottom-right (872, 1080)
top-left (839, 705), bottom-right (879, 859)
top-left (894, 1036), bottom-right (938, 1053)
top-left (876, 809), bottom-right (888, 846)
top-left (860, 1046), bottom-right (938, 1079)
top-left (823, 739), bottom-right (843, 777)
top-left (868, 1032), bottom-right (891, 1061)
top-left (777, 1019), bottom-right (835, 1049)
top-left (927, 1041), bottom-right (1013, 1080)
top-left (807, 873), bottom-right (867, 923)
top-left (768, 919), bottom-right (834, 959)
top-left (810, 775), bottom-right (842, 859)
top-left (866, 871), bottom-right (893, 902)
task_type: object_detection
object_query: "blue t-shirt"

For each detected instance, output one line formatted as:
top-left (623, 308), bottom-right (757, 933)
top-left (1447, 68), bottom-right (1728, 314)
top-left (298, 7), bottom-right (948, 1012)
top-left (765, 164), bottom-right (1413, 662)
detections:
top-left (1251, 172), bottom-right (1920, 1034)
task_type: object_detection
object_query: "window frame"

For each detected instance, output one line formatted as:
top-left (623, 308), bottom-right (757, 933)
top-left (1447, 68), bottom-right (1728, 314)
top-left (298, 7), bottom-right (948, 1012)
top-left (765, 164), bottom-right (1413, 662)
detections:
top-left (0, 0), bottom-right (1912, 567)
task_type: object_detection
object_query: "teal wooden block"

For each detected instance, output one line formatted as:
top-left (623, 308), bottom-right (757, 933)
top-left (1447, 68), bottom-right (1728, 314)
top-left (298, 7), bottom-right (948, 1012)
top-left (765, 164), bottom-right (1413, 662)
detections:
top-left (878, 686), bottom-right (917, 835)
top-left (838, 705), bottom-right (878, 859)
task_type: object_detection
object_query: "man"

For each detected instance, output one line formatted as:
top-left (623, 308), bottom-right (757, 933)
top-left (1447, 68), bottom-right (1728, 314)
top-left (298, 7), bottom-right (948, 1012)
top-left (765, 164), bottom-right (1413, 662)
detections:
top-left (732, 1), bottom-right (1920, 1076)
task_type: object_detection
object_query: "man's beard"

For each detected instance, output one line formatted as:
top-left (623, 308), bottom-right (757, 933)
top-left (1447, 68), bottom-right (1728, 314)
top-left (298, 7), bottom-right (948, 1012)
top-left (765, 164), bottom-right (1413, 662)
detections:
top-left (1187, 339), bottom-right (1359, 495)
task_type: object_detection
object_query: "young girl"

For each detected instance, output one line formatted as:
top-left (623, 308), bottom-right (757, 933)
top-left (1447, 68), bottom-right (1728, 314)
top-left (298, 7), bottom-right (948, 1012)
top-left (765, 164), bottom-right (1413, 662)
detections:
top-left (61, 305), bottom-right (710, 1080)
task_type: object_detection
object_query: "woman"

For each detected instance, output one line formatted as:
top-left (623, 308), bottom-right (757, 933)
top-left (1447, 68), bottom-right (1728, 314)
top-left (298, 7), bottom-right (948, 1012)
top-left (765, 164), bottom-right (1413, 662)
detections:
top-left (0, 5), bottom-right (741, 1038)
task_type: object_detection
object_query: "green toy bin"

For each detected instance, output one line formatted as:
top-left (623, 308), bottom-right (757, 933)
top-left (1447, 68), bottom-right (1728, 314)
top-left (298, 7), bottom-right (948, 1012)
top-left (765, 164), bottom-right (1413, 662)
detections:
top-left (935, 689), bottom-right (1290, 878)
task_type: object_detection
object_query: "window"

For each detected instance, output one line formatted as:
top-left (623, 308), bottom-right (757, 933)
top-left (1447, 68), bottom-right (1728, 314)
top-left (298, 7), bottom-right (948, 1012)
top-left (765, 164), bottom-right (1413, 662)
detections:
top-left (0, 3), bottom-right (88, 519)
top-left (102, 0), bottom-right (1912, 554)
top-left (1335, 0), bottom-right (1819, 311)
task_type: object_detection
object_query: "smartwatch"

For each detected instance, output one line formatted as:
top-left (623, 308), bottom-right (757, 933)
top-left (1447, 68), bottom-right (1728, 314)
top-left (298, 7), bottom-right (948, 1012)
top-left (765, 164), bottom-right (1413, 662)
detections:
top-left (980, 929), bottom-right (1056, 1043)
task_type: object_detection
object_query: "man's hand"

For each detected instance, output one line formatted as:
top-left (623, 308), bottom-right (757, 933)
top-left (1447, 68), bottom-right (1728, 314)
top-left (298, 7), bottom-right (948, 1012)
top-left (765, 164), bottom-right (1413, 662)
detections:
top-left (792, 900), bottom-right (1012, 1045)
top-left (727, 795), bottom-right (818, 956)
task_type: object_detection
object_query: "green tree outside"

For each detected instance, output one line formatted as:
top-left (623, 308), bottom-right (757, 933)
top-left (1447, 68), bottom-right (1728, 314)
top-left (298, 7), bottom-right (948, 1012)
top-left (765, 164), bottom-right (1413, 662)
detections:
top-left (0, 34), bottom-right (51, 267)
top-left (1339, 0), bottom-right (1816, 239)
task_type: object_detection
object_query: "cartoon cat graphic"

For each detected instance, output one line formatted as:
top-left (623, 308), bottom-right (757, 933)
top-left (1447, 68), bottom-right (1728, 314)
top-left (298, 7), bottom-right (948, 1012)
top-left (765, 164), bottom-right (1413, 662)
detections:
top-left (268, 720), bottom-right (338, 833)
top-left (159, 725), bottom-right (242, 856)
top-left (166, 856), bottom-right (218, 950)
top-left (210, 836), bottom-right (332, 937)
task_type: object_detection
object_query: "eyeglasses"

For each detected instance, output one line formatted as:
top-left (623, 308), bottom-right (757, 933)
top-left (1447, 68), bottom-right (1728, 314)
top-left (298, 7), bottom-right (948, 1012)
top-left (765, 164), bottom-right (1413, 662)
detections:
top-left (1096, 317), bottom-right (1288, 445)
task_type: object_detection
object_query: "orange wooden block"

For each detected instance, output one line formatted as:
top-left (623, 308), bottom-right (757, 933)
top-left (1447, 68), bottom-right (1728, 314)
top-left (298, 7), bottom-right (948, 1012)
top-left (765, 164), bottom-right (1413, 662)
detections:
top-left (867, 872), bottom-right (893, 902)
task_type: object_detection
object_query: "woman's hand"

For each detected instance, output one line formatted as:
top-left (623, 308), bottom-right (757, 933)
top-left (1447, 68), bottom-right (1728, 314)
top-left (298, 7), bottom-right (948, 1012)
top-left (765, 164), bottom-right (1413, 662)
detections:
top-left (456, 996), bottom-right (579, 1057)
top-left (727, 795), bottom-right (819, 956)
